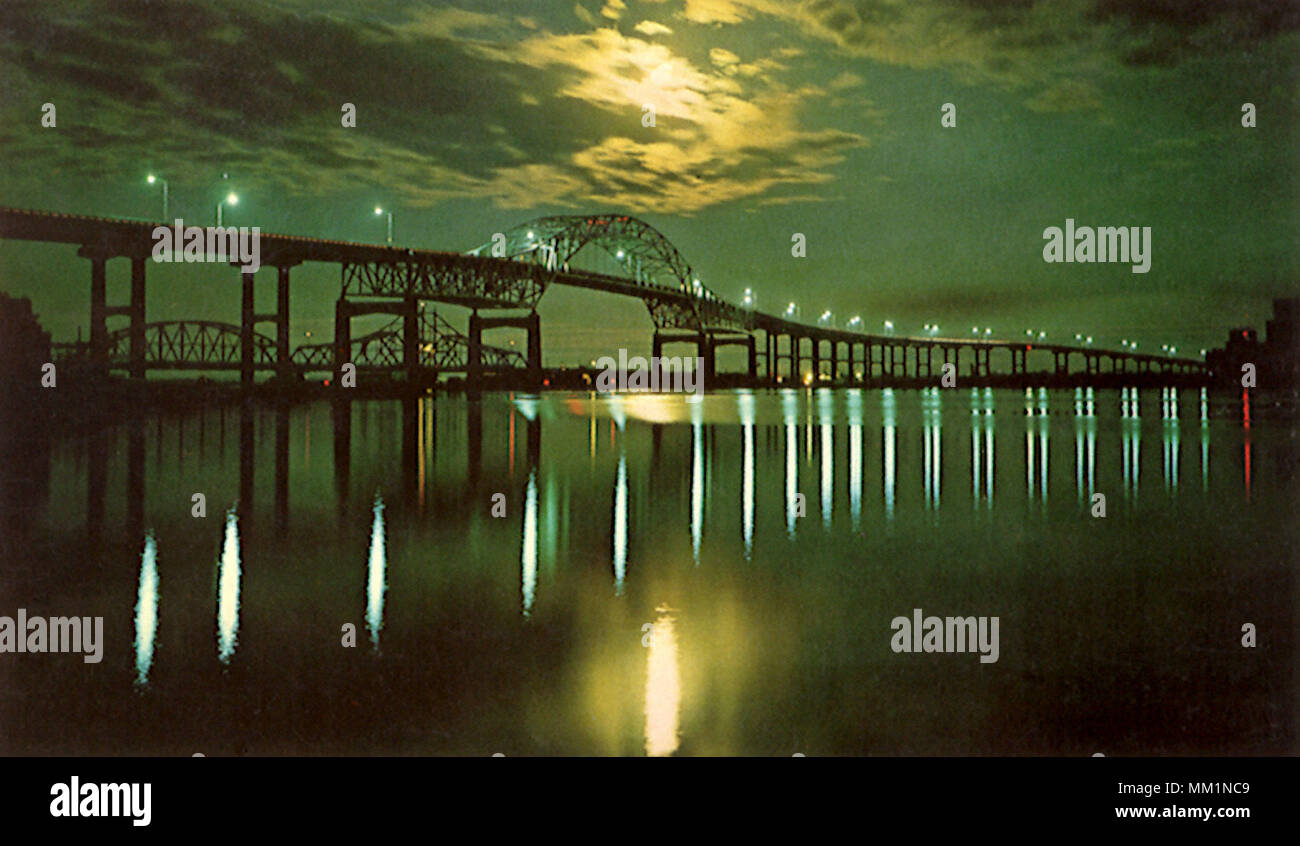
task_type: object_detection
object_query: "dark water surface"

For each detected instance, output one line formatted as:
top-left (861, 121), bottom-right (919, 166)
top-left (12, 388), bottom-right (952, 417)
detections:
top-left (2, 387), bottom-right (1296, 755)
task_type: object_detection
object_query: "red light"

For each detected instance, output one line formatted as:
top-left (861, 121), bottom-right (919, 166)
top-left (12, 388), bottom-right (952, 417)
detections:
top-left (323, 378), bottom-right (330, 386)
top-left (1242, 331), bottom-right (1248, 338)
top-left (542, 378), bottom-right (550, 386)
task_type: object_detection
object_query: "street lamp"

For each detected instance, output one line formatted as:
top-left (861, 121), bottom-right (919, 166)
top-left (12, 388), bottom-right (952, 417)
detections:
top-left (743, 287), bottom-right (754, 308)
top-left (884, 320), bottom-right (894, 334)
top-left (374, 206), bottom-right (393, 244)
top-left (819, 310), bottom-right (832, 326)
top-left (984, 328), bottom-right (992, 337)
top-left (216, 191), bottom-right (238, 227)
top-left (786, 302), bottom-right (797, 317)
top-left (848, 315), bottom-right (862, 329)
top-left (146, 174), bottom-right (168, 220)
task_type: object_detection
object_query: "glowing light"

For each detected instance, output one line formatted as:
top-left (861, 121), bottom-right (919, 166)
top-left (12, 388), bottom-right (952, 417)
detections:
top-left (521, 468), bottom-right (538, 617)
top-left (366, 494), bottom-right (387, 650)
top-left (644, 606), bottom-right (681, 757)
top-left (134, 532), bottom-right (159, 686)
top-left (613, 454), bottom-right (627, 593)
top-left (216, 509), bottom-right (241, 665)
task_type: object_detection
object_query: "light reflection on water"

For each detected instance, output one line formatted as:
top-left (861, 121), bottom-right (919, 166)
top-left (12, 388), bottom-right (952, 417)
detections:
top-left (216, 508), bottom-right (241, 665)
top-left (133, 531), bottom-right (158, 687)
top-left (644, 606), bottom-right (681, 758)
top-left (366, 494), bottom-right (387, 650)
top-left (8, 386), bottom-right (1293, 756)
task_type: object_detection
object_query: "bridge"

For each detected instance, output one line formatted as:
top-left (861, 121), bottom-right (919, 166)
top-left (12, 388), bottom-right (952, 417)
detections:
top-left (1, 206), bottom-right (1208, 388)
top-left (51, 312), bottom-right (524, 377)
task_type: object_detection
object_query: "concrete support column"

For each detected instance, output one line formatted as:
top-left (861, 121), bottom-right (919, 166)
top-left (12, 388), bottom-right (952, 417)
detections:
top-left (130, 256), bottom-right (147, 380)
top-left (526, 310), bottom-right (542, 384)
top-left (699, 331), bottom-right (715, 386)
top-left (276, 266), bottom-right (291, 380)
top-left (403, 296), bottom-right (420, 385)
top-left (89, 255), bottom-right (108, 370)
top-left (467, 310), bottom-right (483, 389)
top-left (767, 332), bottom-right (777, 384)
top-left (240, 271), bottom-right (255, 386)
top-left (747, 334), bottom-right (757, 382)
top-left (334, 299), bottom-right (352, 385)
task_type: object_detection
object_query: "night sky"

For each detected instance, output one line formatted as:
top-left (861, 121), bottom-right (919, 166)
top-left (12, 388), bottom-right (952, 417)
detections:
top-left (0, 0), bottom-right (1296, 365)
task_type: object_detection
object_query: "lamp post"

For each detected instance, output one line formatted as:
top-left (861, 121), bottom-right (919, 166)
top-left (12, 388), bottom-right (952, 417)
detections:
top-left (374, 206), bottom-right (393, 244)
top-left (216, 192), bottom-right (238, 227)
top-left (146, 174), bottom-right (168, 220)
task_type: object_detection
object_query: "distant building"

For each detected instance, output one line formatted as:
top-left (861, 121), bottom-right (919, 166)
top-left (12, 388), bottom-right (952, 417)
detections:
top-left (0, 293), bottom-right (52, 389)
top-left (1207, 298), bottom-right (1299, 387)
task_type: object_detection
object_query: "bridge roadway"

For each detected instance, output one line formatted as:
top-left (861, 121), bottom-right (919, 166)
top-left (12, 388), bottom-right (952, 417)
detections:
top-left (0, 206), bottom-right (1208, 387)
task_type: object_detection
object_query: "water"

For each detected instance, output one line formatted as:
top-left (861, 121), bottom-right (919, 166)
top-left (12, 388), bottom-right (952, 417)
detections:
top-left (1, 387), bottom-right (1295, 755)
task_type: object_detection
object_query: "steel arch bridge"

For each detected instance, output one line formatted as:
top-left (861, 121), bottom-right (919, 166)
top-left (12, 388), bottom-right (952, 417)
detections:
top-left (461, 213), bottom-right (750, 333)
top-left (2, 206), bottom-right (1212, 387)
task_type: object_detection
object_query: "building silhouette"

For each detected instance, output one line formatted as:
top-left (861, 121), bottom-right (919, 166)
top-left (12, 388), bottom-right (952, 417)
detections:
top-left (1207, 297), bottom-right (1300, 388)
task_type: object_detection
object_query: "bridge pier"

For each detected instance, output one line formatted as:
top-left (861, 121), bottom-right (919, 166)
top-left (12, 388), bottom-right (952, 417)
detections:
top-left (78, 247), bottom-right (147, 379)
top-left (241, 271), bottom-right (255, 386)
top-left (129, 256), bottom-right (146, 380)
top-left (699, 330), bottom-right (716, 385)
top-left (334, 299), bottom-right (352, 385)
top-left (767, 332), bottom-right (778, 384)
top-left (275, 265), bottom-right (294, 381)
top-left (84, 251), bottom-right (108, 373)
top-left (468, 309), bottom-right (542, 390)
top-left (707, 333), bottom-right (757, 382)
top-left (403, 296), bottom-right (420, 386)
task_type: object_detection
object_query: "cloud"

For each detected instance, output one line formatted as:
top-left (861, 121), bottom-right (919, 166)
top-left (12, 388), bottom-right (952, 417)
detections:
top-left (633, 20), bottom-right (674, 36)
top-left (828, 71), bottom-right (864, 89)
top-left (0, 0), bottom-right (867, 216)
top-left (709, 47), bottom-right (741, 66)
top-left (1024, 78), bottom-right (1103, 113)
top-left (673, 1), bottom-right (1300, 89)
top-left (681, 0), bottom-right (758, 25)
top-left (600, 0), bottom-right (627, 21)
